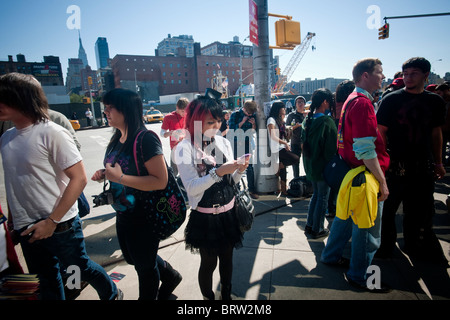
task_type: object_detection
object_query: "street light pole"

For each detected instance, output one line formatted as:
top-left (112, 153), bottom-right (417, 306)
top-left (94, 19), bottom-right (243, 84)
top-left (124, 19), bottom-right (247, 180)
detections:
top-left (87, 76), bottom-right (97, 127)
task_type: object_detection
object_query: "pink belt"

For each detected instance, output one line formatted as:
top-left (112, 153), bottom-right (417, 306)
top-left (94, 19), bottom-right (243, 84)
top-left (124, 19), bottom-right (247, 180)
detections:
top-left (196, 197), bottom-right (235, 214)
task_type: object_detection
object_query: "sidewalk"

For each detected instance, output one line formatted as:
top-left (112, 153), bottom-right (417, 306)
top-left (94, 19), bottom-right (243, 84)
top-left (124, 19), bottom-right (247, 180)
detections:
top-left (76, 183), bottom-right (450, 300)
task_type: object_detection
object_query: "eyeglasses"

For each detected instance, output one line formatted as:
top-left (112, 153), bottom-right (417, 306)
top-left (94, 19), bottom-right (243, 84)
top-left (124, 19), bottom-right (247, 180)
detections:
top-left (104, 105), bottom-right (114, 112)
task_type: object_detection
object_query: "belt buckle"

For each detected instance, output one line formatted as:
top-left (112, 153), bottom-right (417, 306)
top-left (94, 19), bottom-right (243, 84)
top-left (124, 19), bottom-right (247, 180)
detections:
top-left (213, 204), bottom-right (220, 214)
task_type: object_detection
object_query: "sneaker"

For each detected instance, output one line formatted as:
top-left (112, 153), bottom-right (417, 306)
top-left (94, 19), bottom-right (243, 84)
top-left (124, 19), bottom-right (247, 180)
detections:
top-left (158, 262), bottom-right (182, 300)
top-left (304, 225), bottom-right (312, 235)
top-left (311, 229), bottom-right (330, 239)
top-left (343, 273), bottom-right (391, 293)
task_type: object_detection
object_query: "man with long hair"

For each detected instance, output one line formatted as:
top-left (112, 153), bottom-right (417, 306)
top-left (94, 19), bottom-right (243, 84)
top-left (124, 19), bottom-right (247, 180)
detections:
top-left (0, 73), bottom-right (120, 300)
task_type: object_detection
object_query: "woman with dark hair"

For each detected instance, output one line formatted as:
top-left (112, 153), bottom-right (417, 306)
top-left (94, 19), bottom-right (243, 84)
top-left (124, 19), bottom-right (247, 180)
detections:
top-left (175, 90), bottom-right (249, 300)
top-left (267, 101), bottom-right (300, 196)
top-left (334, 80), bottom-right (355, 126)
top-left (302, 88), bottom-right (337, 239)
top-left (91, 88), bottom-right (181, 300)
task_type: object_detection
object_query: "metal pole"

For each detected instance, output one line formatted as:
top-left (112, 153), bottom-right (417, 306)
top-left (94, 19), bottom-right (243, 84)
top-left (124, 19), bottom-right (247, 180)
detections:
top-left (89, 88), bottom-right (97, 127)
top-left (384, 12), bottom-right (450, 21)
top-left (253, 0), bottom-right (278, 193)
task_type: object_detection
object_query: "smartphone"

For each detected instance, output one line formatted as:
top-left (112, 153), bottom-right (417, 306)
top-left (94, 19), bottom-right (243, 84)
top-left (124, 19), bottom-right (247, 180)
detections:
top-left (237, 153), bottom-right (251, 164)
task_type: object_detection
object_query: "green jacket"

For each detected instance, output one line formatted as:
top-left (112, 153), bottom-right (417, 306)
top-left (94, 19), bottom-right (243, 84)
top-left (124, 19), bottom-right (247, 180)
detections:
top-left (302, 114), bottom-right (337, 181)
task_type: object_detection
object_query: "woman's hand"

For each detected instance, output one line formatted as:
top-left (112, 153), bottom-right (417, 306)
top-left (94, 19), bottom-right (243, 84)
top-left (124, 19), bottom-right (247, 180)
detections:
top-left (104, 162), bottom-right (123, 183)
top-left (283, 140), bottom-right (291, 151)
top-left (237, 154), bottom-right (251, 173)
top-left (215, 160), bottom-right (239, 177)
top-left (91, 169), bottom-right (106, 182)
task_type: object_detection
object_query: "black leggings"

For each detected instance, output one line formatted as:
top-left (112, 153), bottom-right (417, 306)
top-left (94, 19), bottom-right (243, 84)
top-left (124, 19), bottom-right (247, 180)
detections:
top-left (279, 148), bottom-right (300, 181)
top-left (198, 245), bottom-right (233, 299)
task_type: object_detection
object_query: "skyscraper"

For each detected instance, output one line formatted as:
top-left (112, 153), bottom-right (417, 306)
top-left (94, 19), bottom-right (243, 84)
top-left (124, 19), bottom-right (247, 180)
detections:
top-left (95, 37), bottom-right (110, 69)
top-left (78, 31), bottom-right (89, 68)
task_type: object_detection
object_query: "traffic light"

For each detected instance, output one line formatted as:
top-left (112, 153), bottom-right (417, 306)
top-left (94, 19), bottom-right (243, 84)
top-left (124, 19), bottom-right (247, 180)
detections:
top-left (275, 19), bottom-right (301, 47)
top-left (87, 76), bottom-right (93, 86)
top-left (378, 23), bottom-right (389, 40)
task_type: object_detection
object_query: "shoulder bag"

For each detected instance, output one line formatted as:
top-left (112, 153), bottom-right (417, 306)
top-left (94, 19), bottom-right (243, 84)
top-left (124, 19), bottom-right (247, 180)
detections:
top-left (133, 130), bottom-right (187, 240)
top-left (232, 177), bottom-right (255, 232)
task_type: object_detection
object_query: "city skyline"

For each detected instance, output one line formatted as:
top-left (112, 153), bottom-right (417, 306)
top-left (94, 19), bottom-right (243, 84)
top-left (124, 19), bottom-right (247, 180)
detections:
top-left (1, 0), bottom-right (449, 86)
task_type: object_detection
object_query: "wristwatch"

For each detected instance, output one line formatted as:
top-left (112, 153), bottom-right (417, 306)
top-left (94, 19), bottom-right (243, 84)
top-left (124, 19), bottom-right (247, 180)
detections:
top-left (209, 168), bottom-right (223, 183)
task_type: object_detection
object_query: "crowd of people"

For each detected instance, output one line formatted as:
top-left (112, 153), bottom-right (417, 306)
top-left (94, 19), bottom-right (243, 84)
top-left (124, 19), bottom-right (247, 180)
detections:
top-left (0, 55), bottom-right (448, 299)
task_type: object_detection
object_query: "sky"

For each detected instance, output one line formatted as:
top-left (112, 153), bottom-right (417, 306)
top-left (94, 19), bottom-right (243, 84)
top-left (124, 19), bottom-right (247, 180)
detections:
top-left (1, 0), bottom-right (449, 85)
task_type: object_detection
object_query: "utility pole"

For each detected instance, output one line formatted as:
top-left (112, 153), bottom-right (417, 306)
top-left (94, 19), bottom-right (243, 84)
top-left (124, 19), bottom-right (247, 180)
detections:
top-left (253, 0), bottom-right (279, 193)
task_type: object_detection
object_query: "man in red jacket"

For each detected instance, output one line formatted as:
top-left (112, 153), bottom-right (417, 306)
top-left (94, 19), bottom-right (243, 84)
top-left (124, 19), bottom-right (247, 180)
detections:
top-left (321, 58), bottom-right (390, 293)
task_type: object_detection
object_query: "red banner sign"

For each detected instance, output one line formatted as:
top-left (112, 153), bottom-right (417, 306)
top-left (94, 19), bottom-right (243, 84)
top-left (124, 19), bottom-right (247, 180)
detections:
top-left (249, 0), bottom-right (258, 46)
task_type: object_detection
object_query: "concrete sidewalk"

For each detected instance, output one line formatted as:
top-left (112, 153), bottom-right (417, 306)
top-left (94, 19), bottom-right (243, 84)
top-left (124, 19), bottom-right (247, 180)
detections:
top-left (76, 188), bottom-right (450, 300)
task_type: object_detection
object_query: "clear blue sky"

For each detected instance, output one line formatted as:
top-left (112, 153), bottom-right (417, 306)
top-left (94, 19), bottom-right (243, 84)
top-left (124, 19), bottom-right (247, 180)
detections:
top-left (1, 0), bottom-right (449, 84)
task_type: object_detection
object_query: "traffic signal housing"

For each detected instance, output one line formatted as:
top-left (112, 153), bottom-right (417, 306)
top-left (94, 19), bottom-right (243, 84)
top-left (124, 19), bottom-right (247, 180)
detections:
top-left (275, 19), bottom-right (301, 47)
top-left (378, 23), bottom-right (389, 40)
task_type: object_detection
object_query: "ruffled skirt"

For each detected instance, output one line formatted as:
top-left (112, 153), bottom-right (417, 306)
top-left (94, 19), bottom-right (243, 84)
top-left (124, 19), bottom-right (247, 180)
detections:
top-left (185, 207), bottom-right (243, 254)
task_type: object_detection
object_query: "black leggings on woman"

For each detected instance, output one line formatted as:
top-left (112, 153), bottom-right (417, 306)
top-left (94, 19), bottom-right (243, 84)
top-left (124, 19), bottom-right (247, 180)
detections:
top-left (278, 148), bottom-right (300, 181)
top-left (198, 245), bottom-right (233, 299)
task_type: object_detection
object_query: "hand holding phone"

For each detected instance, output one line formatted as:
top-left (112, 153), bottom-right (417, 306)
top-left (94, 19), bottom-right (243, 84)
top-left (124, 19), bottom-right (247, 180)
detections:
top-left (237, 153), bottom-right (251, 164)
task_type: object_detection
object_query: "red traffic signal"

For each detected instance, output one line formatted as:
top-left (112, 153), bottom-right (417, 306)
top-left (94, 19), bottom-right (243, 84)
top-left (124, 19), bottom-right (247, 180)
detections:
top-left (378, 23), bottom-right (390, 40)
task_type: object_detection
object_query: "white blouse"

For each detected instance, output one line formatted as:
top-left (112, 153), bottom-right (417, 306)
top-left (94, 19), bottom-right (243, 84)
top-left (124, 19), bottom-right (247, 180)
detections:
top-left (175, 135), bottom-right (243, 209)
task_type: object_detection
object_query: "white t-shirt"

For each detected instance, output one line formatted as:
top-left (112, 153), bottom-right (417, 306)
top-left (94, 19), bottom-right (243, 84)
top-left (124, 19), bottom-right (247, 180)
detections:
top-left (267, 117), bottom-right (284, 152)
top-left (0, 121), bottom-right (82, 230)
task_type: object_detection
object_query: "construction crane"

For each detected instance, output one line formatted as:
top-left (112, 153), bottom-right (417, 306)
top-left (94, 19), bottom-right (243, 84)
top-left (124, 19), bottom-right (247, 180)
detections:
top-left (272, 32), bottom-right (316, 94)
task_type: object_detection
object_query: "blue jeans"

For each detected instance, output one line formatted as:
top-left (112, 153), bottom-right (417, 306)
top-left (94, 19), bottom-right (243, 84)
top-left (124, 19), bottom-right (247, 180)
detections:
top-left (246, 164), bottom-right (256, 193)
top-left (321, 201), bottom-right (384, 285)
top-left (306, 180), bottom-right (330, 233)
top-left (19, 216), bottom-right (117, 300)
top-left (116, 213), bottom-right (160, 300)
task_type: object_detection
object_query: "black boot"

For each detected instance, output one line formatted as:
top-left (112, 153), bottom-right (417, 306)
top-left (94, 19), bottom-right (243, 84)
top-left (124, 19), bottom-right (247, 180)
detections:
top-left (158, 262), bottom-right (182, 300)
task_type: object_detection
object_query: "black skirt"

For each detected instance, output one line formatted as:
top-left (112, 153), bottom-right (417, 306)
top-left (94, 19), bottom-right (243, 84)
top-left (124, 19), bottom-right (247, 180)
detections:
top-left (184, 207), bottom-right (243, 254)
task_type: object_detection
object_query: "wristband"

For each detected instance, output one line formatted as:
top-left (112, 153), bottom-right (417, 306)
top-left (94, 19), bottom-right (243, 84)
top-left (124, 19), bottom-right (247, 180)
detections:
top-left (118, 173), bottom-right (125, 184)
top-left (434, 163), bottom-right (444, 167)
top-left (209, 168), bottom-right (223, 183)
top-left (48, 217), bottom-right (60, 225)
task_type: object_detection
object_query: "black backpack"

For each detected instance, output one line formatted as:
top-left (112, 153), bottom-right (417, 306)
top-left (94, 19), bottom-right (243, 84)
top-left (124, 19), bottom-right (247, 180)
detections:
top-left (287, 176), bottom-right (313, 197)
